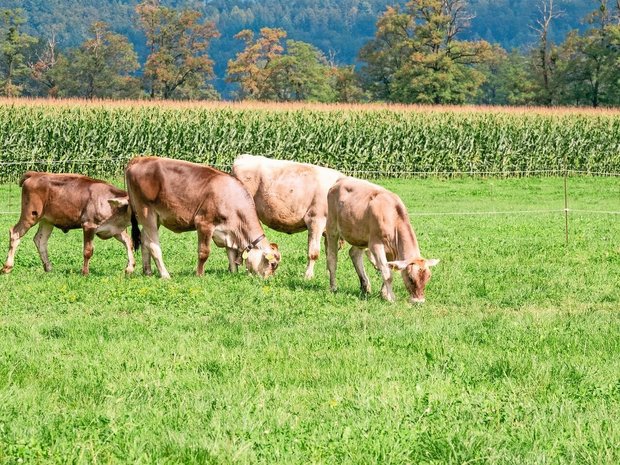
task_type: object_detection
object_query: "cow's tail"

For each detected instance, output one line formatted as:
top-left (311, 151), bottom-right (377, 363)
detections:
top-left (130, 210), bottom-right (141, 252)
top-left (125, 166), bottom-right (142, 253)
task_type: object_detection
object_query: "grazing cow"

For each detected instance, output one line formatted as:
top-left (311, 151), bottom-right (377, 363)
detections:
top-left (2, 172), bottom-right (138, 275)
top-left (232, 154), bottom-right (344, 279)
top-left (326, 177), bottom-right (439, 303)
top-left (125, 156), bottom-right (281, 279)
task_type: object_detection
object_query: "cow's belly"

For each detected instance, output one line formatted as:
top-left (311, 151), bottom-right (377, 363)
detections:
top-left (256, 202), bottom-right (308, 233)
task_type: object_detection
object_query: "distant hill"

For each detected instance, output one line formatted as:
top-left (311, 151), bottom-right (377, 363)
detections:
top-left (5, 0), bottom-right (596, 95)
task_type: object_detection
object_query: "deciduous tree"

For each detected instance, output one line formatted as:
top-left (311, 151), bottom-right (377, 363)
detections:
top-left (52, 22), bottom-right (140, 99)
top-left (0, 8), bottom-right (37, 97)
top-left (359, 0), bottom-right (493, 104)
top-left (136, 0), bottom-right (220, 100)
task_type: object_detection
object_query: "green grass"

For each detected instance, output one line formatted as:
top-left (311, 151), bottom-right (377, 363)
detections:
top-left (0, 176), bottom-right (619, 464)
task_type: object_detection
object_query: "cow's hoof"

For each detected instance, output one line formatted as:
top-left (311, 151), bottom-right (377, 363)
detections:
top-left (1, 265), bottom-right (12, 274)
top-left (304, 271), bottom-right (314, 280)
top-left (81, 270), bottom-right (90, 276)
top-left (43, 264), bottom-right (52, 272)
top-left (160, 273), bottom-right (171, 280)
top-left (125, 266), bottom-right (135, 275)
top-left (143, 269), bottom-right (153, 276)
top-left (330, 286), bottom-right (337, 293)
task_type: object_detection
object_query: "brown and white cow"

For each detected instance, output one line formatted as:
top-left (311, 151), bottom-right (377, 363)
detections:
top-left (125, 156), bottom-right (281, 279)
top-left (2, 172), bottom-right (138, 275)
top-left (326, 177), bottom-right (439, 304)
top-left (232, 154), bottom-right (344, 279)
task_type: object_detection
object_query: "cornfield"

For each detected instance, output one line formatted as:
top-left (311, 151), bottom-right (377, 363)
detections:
top-left (1, 99), bottom-right (620, 181)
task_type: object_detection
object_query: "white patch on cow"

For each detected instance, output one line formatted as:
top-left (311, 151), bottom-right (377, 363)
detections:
top-left (212, 225), bottom-right (234, 248)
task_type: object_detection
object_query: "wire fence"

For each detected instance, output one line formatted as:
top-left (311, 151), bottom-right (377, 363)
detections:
top-left (0, 159), bottom-right (618, 244)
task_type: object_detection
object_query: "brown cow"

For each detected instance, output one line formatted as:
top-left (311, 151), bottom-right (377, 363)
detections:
top-left (232, 154), bottom-right (344, 279)
top-left (125, 156), bottom-right (281, 279)
top-left (326, 177), bottom-right (439, 303)
top-left (2, 172), bottom-right (137, 275)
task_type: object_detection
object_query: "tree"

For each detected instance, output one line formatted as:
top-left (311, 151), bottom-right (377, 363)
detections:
top-left (0, 8), bottom-right (37, 97)
top-left (477, 49), bottom-right (538, 105)
top-left (226, 28), bottom-right (287, 100)
top-left (227, 29), bottom-right (336, 102)
top-left (530, 0), bottom-right (563, 105)
top-left (136, 0), bottom-right (220, 100)
top-left (29, 33), bottom-right (60, 97)
top-left (50, 22), bottom-right (140, 99)
top-left (553, 1), bottom-right (620, 106)
top-left (359, 0), bottom-right (493, 104)
top-left (330, 65), bottom-right (366, 103)
top-left (268, 40), bottom-right (335, 102)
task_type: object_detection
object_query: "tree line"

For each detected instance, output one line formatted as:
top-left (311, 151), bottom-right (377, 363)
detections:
top-left (2, 0), bottom-right (620, 106)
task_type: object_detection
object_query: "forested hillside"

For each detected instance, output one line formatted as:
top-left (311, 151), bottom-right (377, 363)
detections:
top-left (5, 0), bottom-right (595, 84)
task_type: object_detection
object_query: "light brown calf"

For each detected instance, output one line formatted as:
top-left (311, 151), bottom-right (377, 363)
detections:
top-left (326, 177), bottom-right (439, 303)
top-left (232, 154), bottom-right (344, 279)
top-left (2, 172), bottom-right (137, 275)
top-left (125, 156), bottom-right (280, 279)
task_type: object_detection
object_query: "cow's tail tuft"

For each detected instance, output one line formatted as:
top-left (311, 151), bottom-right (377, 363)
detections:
top-left (130, 211), bottom-right (141, 252)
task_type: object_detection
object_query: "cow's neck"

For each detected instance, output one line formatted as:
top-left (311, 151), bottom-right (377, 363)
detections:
top-left (239, 223), bottom-right (268, 252)
top-left (395, 223), bottom-right (421, 261)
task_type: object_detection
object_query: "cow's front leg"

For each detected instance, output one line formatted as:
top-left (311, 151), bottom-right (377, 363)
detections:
top-left (304, 217), bottom-right (326, 280)
top-left (34, 222), bottom-right (54, 272)
top-left (114, 231), bottom-right (135, 274)
top-left (226, 247), bottom-right (239, 273)
top-left (369, 242), bottom-right (395, 302)
top-left (196, 224), bottom-right (214, 277)
top-left (141, 241), bottom-right (152, 276)
top-left (2, 218), bottom-right (36, 274)
top-left (349, 246), bottom-right (371, 294)
top-left (82, 225), bottom-right (96, 276)
top-left (325, 230), bottom-right (339, 292)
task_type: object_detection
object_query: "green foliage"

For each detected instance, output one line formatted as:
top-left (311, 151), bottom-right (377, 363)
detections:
top-left (136, 0), bottom-right (220, 99)
top-left (477, 50), bottom-right (538, 105)
top-left (228, 30), bottom-right (335, 102)
top-left (1, 103), bottom-right (620, 182)
top-left (359, 0), bottom-right (493, 104)
top-left (1, 176), bottom-right (619, 463)
top-left (0, 8), bottom-right (37, 97)
top-left (50, 22), bottom-right (140, 99)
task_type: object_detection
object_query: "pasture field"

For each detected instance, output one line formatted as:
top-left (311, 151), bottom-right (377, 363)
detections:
top-left (0, 175), bottom-right (619, 464)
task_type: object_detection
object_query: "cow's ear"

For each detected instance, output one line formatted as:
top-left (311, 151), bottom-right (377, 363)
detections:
top-left (387, 260), bottom-right (408, 271)
top-left (108, 197), bottom-right (129, 209)
top-left (270, 242), bottom-right (279, 250)
top-left (425, 258), bottom-right (440, 267)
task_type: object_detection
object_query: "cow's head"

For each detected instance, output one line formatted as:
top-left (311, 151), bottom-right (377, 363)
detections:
top-left (245, 243), bottom-right (281, 278)
top-left (388, 257), bottom-right (439, 304)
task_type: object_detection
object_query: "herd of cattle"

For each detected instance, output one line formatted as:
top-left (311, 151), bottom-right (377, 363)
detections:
top-left (1, 155), bottom-right (439, 303)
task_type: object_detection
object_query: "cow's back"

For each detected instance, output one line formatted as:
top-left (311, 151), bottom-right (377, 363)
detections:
top-left (328, 177), bottom-right (404, 247)
top-left (233, 154), bottom-right (344, 233)
top-left (126, 156), bottom-right (255, 232)
top-left (21, 172), bottom-right (124, 229)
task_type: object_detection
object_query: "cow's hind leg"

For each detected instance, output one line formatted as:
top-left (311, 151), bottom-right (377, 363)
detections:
top-left (34, 222), bottom-right (54, 272)
top-left (2, 216), bottom-right (38, 274)
top-left (114, 231), bottom-right (135, 274)
top-left (196, 224), bottom-right (214, 277)
top-left (142, 217), bottom-right (170, 279)
top-left (325, 230), bottom-right (339, 292)
top-left (304, 217), bottom-right (326, 280)
top-left (349, 246), bottom-right (371, 294)
top-left (368, 242), bottom-right (395, 302)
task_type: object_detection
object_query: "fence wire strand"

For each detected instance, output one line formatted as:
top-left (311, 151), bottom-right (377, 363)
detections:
top-left (0, 161), bottom-right (617, 219)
